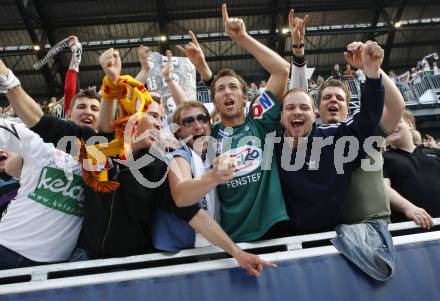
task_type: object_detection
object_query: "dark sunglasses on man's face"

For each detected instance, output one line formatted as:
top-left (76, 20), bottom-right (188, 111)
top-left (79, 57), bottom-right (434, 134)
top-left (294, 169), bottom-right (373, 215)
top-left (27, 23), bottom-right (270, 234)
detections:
top-left (181, 114), bottom-right (210, 127)
top-left (151, 95), bottom-right (162, 104)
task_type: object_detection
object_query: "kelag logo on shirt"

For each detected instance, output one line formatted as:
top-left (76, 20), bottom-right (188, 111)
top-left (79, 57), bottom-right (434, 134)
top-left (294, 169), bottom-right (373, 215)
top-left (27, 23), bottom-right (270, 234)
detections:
top-left (252, 92), bottom-right (274, 119)
top-left (228, 145), bottom-right (262, 177)
top-left (29, 167), bottom-right (84, 217)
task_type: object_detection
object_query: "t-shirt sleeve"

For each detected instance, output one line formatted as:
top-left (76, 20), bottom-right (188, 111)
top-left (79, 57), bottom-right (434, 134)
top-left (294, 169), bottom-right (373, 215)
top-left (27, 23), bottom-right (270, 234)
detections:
top-left (247, 90), bottom-right (282, 133)
top-left (0, 119), bottom-right (54, 163)
top-left (30, 115), bottom-right (96, 145)
top-left (145, 160), bottom-right (200, 223)
top-left (159, 178), bottom-right (200, 222)
top-left (167, 147), bottom-right (192, 165)
top-left (289, 54), bottom-right (308, 91)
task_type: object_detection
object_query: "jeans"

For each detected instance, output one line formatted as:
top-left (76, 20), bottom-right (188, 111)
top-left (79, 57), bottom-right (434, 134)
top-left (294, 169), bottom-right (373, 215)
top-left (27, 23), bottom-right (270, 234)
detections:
top-left (69, 247), bottom-right (90, 262)
top-left (331, 220), bottom-right (395, 281)
top-left (0, 244), bottom-right (44, 270)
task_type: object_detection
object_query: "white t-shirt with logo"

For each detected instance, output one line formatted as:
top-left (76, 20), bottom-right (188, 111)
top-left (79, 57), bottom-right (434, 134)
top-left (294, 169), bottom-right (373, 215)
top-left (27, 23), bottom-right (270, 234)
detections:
top-left (0, 119), bottom-right (84, 262)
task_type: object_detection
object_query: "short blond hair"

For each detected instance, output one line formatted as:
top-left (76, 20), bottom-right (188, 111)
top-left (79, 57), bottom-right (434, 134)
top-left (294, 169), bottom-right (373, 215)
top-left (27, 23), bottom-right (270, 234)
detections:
top-left (411, 129), bottom-right (422, 145)
top-left (403, 109), bottom-right (416, 127)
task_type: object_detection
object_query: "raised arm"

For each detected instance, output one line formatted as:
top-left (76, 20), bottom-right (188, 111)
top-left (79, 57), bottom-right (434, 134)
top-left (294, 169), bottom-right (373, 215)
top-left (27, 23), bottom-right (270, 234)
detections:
top-left (0, 59), bottom-right (44, 127)
top-left (64, 36), bottom-right (82, 115)
top-left (98, 48), bottom-right (121, 133)
top-left (222, 4), bottom-right (290, 99)
top-left (177, 31), bottom-right (213, 83)
top-left (135, 45), bottom-right (151, 84)
top-left (288, 9), bottom-right (309, 90)
top-left (344, 42), bottom-right (405, 133)
top-left (336, 41), bottom-right (384, 144)
top-left (161, 50), bottom-right (187, 106)
top-left (189, 209), bottom-right (276, 277)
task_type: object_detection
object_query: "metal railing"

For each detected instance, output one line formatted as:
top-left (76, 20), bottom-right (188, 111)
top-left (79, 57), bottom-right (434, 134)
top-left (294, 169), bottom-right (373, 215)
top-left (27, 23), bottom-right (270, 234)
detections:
top-left (0, 218), bottom-right (438, 287)
top-left (194, 75), bottom-right (440, 110)
top-left (395, 74), bottom-right (440, 104)
top-left (196, 86), bottom-right (211, 103)
top-left (320, 74), bottom-right (440, 108)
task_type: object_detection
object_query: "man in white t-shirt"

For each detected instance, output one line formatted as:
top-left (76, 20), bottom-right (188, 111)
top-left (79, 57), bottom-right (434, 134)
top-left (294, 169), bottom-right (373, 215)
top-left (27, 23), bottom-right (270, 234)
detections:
top-left (0, 119), bottom-right (84, 269)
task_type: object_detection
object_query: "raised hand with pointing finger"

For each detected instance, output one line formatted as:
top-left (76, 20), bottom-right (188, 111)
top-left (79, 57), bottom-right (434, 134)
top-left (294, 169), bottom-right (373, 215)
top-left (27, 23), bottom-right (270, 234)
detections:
top-left (222, 3), bottom-right (247, 42)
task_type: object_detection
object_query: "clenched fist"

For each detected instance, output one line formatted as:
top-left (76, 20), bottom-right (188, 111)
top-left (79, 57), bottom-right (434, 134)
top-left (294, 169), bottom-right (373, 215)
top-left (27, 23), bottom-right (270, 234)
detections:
top-left (99, 48), bottom-right (121, 83)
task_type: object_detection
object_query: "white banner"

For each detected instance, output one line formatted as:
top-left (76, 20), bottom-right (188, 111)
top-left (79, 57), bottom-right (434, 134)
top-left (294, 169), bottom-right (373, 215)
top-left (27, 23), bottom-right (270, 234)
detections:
top-left (146, 52), bottom-right (197, 114)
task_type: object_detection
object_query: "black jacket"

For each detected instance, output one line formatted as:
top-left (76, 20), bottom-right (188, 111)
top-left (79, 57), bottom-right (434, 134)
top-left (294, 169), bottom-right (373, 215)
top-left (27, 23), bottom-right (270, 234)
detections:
top-left (32, 116), bottom-right (200, 259)
top-left (78, 154), bottom-right (199, 258)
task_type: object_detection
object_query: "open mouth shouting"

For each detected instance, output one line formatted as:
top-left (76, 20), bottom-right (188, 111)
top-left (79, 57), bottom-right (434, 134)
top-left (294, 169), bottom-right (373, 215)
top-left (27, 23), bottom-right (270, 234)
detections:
top-left (290, 119), bottom-right (305, 129)
top-left (80, 116), bottom-right (94, 127)
top-left (0, 153), bottom-right (7, 162)
top-left (285, 117), bottom-right (313, 139)
top-left (0, 151), bottom-right (8, 170)
top-left (224, 98), bottom-right (235, 109)
top-left (327, 106), bottom-right (339, 114)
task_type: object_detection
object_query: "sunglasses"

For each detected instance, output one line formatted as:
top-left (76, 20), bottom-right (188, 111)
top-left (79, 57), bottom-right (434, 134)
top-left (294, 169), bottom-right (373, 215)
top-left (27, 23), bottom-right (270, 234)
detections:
top-left (181, 114), bottom-right (210, 127)
top-left (151, 95), bottom-right (162, 104)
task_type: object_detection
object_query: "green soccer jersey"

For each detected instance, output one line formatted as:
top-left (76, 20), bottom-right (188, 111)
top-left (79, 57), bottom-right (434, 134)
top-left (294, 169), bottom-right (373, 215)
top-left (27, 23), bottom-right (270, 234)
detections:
top-left (211, 91), bottom-right (288, 242)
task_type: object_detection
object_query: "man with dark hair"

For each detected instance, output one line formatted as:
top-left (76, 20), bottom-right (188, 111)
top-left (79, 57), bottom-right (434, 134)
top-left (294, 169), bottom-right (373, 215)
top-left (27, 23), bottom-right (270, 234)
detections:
top-left (179, 4), bottom-right (290, 242)
top-left (0, 53), bottom-right (274, 277)
top-left (316, 79), bottom-right (351, 116)
top-left (0, 60), bottom-right (101, 145)
top-left (96, 49), bottom-right (275, 276)
top-left (67, 89), bottom-right (101, 129)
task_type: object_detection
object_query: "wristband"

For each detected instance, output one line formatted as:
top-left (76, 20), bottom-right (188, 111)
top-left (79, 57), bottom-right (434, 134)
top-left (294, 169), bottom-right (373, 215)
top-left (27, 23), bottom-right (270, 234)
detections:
top-left (292, 43), bottom-right (305, 49)
top-left (164, 77), bottom-right (173, 83)
top-left (0, 69), bottom-right (20, 94)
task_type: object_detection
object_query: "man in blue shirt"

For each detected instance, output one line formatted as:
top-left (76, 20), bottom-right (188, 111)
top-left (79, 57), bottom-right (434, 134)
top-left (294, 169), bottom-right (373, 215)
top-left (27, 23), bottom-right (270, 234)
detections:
top-left (276, 41), bottom-right (386, 234)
